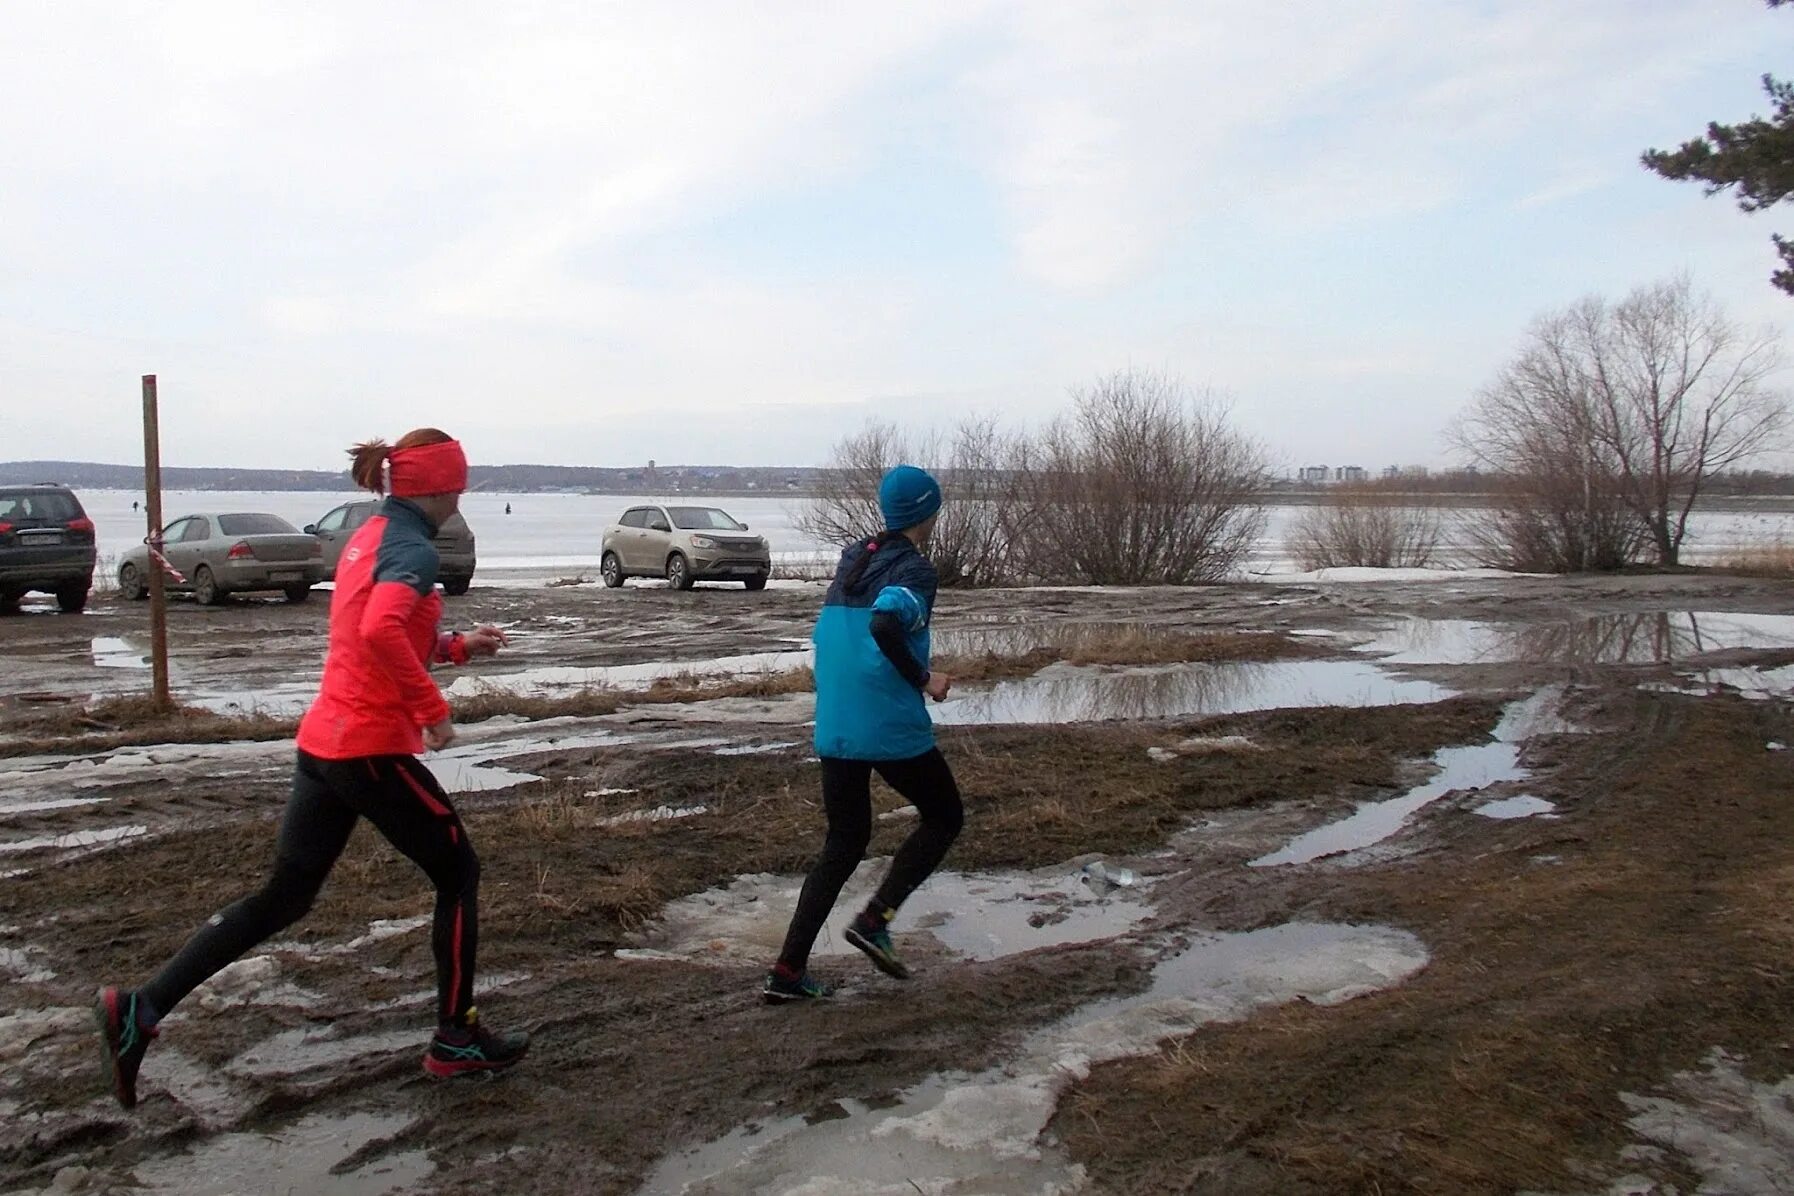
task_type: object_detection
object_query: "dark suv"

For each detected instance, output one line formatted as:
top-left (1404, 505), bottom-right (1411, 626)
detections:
top-left (0, 484), bottom-right (97, 613)
top-left (306, 500), bottom-right (477, 595)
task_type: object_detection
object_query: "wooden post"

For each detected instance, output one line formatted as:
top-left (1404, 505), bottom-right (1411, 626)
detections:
top-left (142, 375), bottom-right (171, 710)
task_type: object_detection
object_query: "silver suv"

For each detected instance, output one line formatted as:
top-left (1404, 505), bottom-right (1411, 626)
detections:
top-left (306, 501), bottom-right (477, 595)
top-left (600, 504), bottom-right (770, 591)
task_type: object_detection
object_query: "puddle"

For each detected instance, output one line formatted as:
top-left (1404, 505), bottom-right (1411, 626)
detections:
top-left (1474, 795), bottom-right (1558, 820)
top-left (713, 741), bottom-right (801, 756)
top-left (0, 824), bottom-right (147, 854)
top-left (932, 660), bottom-right (1452, 726)
top-left (443, 650), bottom-right (811, 700)
top-left (628, 860), bottom-right (1154, 965)
top-left (91, 635), bottom-right (150, 669)
top-left (1656, 664), bottom-right (1794, 701)
top-left (640, 922), bottom-right (1428, 1195)
top-left (226, 1025), bottom-right (422, 1078)
top-left (1357, 611), bottom-right (1794, 666)
top-left (132, 1109), bottom-right (431, 1196)
top-left (1252, 690), bottom-right (1561, 867)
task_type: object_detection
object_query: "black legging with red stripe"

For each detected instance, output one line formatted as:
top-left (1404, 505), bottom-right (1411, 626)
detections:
top-left (140, 750), bottom-right (479, 1029)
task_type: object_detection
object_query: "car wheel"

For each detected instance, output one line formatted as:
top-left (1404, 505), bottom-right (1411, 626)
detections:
top-left (743, 573), bottom-right (768, 591)
top-left (441, 577), bottom-right (471, 597)
top-left (0, 590), bottom-right (19, 616)
top-left (284, 584), bottom-right (312, 603)
top-left (193, 565), bottom-right (226, 606)
top-left (601, 552), bottom-right (624, 588)
top-left (666, 552), bottom-right (693, 591)
top-left (119, 563), bottom-right (148, 601)
top-left (56, 582), bottom-right (90, 613)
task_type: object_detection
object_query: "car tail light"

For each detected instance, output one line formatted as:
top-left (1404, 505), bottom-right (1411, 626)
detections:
top-left (310, 539), bottom-right (324, 557)
top-left (66, 517), bottom-right (94, 534)
top-left (227, 541), bottom-right (257, 560)
top-left (0, 521), bottom-right (12, 535)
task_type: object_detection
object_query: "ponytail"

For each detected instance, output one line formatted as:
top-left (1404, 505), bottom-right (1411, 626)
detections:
top-left (348, 439), bottom-right (392, 493)
top-left (842, 528), bottom-right (904, 590)
top-left (346, 427), bottom-right (454, 495)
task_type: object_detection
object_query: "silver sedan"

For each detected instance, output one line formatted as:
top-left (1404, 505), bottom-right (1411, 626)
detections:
top-left (118, 512), bottom-right (326, 605)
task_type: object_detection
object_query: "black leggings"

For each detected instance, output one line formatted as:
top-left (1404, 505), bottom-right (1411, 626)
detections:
top-left (777, 747), bottom-right (963, 972)
top-left (141, 750), bottom-right (480, 1028)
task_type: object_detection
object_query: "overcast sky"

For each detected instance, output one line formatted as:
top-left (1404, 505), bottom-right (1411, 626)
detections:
top-left (2, 2), bottom-right (1789, 474)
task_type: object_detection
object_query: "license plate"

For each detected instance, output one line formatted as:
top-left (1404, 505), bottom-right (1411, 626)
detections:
top-left (731, 565), bottom-right (760, 574)
top-left (270, 571), bottom-right (301, 582)
top-left (20, 531), bottom-right (63, 545)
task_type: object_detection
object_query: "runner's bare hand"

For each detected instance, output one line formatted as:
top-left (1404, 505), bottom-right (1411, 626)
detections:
top-left (924, 672), bottom-right (952, 702)
top-left (464, 627), bottom-right (508, 658)
top-left (423, 719), bottom-right (456, 750)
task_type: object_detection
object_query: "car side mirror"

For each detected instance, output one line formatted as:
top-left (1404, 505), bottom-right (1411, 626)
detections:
top-left (739, 523), bottom-right (750, 530)
top-left (652, 522), bottom-right (670, 533)
top-left (303, 524), bottom-right (317, 535)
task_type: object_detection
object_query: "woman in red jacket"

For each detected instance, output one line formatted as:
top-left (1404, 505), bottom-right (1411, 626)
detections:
top-left (96, 428), bottom-right (528, 1109)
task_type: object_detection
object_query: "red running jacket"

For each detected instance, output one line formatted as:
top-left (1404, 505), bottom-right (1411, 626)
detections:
top-left (296, 498), bottom-right (469, 760)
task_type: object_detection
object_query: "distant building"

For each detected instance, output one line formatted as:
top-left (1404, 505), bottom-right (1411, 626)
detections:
top-left (1336, 466), bottom-right (1367, 483)
top-left (1382, 465), bottom-right (1402, 480)
top-left (1298, 465), bottom-right (1330, 484)
top-left (1400, 464), bottom-right (1430, 479)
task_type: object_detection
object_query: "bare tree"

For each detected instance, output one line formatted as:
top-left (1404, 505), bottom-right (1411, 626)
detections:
top-left (797, 418), bottom-right (1027, 587)
top-left (1457, 278), bottom-right (1786, 568)
top-left (1015, 371), bottom-right (1269, 585)
top-left (1287, 486), bottom-right (1442, 571)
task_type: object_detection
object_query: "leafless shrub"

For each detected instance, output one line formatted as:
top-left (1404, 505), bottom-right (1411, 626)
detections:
top-left (1014, 371), bottom-right (1269, 585)
top-left (1287, 487), bottom-right (1442, 570)
top-left (797, 418), bottom-right (1029, 587)
top-left (1454, 277), bottom-right (1786, 570)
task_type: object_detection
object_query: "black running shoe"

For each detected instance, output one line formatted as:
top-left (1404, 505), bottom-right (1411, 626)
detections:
top-left (423, 1007), bottom-right (530, 1079)
top-left (844, 920), bottom-right (911, 980)
top-left (761, 970), bottom-right (833, 1004)
top-left (95, 986), bottom-right (157, 1110)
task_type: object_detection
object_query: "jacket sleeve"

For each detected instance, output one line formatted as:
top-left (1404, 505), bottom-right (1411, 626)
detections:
top-left (870, 609), bottom-right (928, 689)
top-left (362, 533), bottom-right (449, 727)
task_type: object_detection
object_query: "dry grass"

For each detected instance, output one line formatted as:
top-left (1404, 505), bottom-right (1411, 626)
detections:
top-left (0, 694), bottom-right (295, 758)
top-left (1054, 690), bottom-right (1794, 1194)
top-left (1714, 535), bottom-right (1794, 577)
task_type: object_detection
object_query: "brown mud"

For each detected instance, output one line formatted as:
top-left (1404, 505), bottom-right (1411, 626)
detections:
top-left (2, 572), bottom-right (1793, 1193)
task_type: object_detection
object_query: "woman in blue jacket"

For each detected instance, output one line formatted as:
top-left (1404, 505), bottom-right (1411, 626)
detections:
top-left (765, 466), bottom-right (962, 1002)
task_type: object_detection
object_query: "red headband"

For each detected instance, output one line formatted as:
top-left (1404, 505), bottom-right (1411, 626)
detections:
top-left (388, 439), bottom-right (468, 497)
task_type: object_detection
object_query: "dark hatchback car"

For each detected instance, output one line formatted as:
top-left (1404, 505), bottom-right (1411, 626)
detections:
top-left (0, 484), bottom-right (97, 613)
top-left (307, 500), bottom-right (477, 595)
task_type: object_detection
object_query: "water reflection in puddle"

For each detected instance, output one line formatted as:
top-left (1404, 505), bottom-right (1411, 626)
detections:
top-left (1474, 795), bottom-right (1558, 820)
top-left (1358, 611), bottom-right (1794, 666)
top-left (90, 636), bottom-right (150, 669)
top-left (1252, 690), bottom-right (1563, 867)
top-left (443, 650), bottom-right (811, 700)
top-left (933, 660), bottom-right (1452, 726)
top-left (640, 922), bottom-right (1428, 1195)
top-left (625, 862), bottom-right (1153, 965)
top-left (132, 1108), bottom-right (431, 1196)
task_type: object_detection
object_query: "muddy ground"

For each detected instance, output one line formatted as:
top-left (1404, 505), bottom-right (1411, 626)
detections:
top-left (2, 571), bottom-right (1794, 1194)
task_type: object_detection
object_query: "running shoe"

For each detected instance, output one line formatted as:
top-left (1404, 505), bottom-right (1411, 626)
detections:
top-left (95, 986), bottom-right (158, 1110)
top-left (423, 1008), bottom-right (530, 1079)
top-left (844, 919), bottom-right (911, 980)
top-left (761, 970), bottom-right (833, 1004)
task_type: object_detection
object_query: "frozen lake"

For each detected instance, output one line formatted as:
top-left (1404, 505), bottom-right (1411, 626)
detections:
top-left (71, 489), bottom-right (1794, 582)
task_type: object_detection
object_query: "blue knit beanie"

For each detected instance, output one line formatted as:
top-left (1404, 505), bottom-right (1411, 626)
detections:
top-left (879, 464), bottom-right (943, 532)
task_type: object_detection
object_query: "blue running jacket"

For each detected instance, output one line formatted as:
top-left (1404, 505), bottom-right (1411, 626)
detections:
top-left (812, 536), bottom-right (937, 760)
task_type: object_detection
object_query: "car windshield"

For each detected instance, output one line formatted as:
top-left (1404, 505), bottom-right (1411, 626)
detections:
top-left (669, 507), bottom-right (744, 531)
top-left (217, 513), bottom-right (298, 536)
